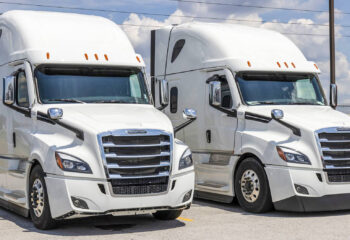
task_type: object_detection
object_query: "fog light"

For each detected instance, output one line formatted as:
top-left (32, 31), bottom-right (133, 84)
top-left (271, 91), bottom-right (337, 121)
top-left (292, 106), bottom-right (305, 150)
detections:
top-left (182, 190), bottom-right (192, 203)
top-left (294, 184), bottom-right (309, 195)
top-left (71, 197), bottom-right (89, 209)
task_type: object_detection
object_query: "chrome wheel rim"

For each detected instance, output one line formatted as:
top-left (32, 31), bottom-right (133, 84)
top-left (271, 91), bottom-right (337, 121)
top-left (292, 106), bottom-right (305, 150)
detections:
top-left (240, 169), bottom-right (260, 203)
top-left (31, 179), bottom-right (45, 218)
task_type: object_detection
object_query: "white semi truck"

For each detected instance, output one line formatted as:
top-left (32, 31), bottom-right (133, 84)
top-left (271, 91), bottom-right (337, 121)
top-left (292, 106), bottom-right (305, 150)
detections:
top-left (151, 22), bottom-right (350, 213)
top-left (0, 10), bottom-right (196, 229)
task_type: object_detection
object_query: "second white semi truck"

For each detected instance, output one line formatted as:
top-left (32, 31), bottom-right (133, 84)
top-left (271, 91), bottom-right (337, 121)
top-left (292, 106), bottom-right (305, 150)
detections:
top-left (0, 10), bottom-right (196, 229)
top-left (151, 22), bottom-right (350, 213)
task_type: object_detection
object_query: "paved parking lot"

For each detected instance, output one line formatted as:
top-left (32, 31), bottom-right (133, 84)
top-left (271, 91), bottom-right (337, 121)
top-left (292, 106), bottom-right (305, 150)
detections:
top-left (1, 199), bottom-right (350, 240)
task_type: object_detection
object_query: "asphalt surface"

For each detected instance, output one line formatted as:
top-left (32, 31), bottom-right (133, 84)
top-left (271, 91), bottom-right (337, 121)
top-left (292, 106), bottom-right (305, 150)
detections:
top-left (1, 199), bottom-right (350, 240)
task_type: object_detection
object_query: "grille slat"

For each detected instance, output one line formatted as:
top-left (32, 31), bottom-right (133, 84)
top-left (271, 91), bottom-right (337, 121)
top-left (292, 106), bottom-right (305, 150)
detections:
top-left (317, 128), bottom-right (350, 182)
top-left (100, 130), bottom-right (171, 195)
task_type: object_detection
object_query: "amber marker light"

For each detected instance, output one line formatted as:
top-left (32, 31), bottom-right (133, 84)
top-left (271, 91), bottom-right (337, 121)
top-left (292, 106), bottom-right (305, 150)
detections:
top-left (46, 52), bottom-right (50, 60)
top-left (276, 146), bottom-right (287, 161)
top-left (55, 152), bottom-right (64, 170)
top-left (247, 61), bottom-right (251, 67)
top-left (95, 54), bottom-right (99, 60)
top-left (277, 62), bottom-right (281, 68)
top-left (84, 53), bottom-right (89, 60)
top-left (291, 62), bottom-right (296, 68)
top-left (284, 62), bottom-right (289, 68)
top-left (314, 63), bottom-right (319, 70)
top-left (136, 56), bottom-right (141, 63)
top-left (104, 54), bottom-right (109, 61)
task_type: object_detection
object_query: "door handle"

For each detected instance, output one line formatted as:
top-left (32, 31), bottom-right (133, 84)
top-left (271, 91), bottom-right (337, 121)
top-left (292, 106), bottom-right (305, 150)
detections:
top-left (206, 130), bottom-right (211, 143)
top-left (13, 132), bottom-right (16, 148)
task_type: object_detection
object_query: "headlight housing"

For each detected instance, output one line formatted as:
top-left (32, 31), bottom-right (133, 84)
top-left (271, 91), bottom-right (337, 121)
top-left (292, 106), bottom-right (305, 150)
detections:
top-left (179, 148), bottom-right (193, 170)
top-left (276, 146), bottom-right (311, 165)
top-left (55, 152), bottom-right (92, 173)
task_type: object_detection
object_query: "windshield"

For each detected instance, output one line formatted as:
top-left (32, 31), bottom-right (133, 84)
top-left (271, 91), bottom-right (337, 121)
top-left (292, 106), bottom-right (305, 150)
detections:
top-left (236, 72), bottom-right (326, 106)
top-left (35, 66), bottom-right (150, 104)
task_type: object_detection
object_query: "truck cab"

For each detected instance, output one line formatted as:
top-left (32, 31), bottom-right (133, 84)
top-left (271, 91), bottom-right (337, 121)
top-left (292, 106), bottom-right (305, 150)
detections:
top-left (0, 10), bottom-right (195, 229)
top-left (151, 22), bottom-right (350, 212)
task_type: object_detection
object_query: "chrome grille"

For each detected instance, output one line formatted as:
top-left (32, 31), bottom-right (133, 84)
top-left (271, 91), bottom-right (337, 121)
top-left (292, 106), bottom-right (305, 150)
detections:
top-left (98, 129), bottom-right (172, 195)
top-left (316, 127), bottom-right (350, 182)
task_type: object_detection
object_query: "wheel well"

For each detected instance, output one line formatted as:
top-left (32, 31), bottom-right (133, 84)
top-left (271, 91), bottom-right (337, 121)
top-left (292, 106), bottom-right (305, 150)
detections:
top-left (29, 160), bottom-right (42, 175)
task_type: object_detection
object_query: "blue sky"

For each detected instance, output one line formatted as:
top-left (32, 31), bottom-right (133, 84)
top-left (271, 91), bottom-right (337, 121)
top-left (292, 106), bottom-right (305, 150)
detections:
top-left (1, 0), bottom-right (350, 105)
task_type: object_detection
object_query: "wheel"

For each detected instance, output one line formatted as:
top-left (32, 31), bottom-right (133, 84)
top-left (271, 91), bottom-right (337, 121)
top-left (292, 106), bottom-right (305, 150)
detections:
top-left (29, 165), bottom-right (57, 230)
top-left (234, 157), bottom-right (273, 213)
top-left (152, 210), bottom-right (183, 220)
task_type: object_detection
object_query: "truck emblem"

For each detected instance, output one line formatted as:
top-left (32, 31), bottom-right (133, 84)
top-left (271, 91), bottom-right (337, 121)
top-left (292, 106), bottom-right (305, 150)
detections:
top-left (127, 130), bottom-right (147, 134)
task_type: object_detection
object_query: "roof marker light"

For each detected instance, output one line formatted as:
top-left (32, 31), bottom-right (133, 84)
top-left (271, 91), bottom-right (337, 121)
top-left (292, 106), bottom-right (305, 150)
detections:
top-left (277, 62), bottom-right (281, 68)
top-left (284, 62), bottom-right (289, 68)
top-left (136, 56), bottom-right (141, 63)
top-left (291, 62), bottom-right (296, 68)
top-left (46, 52), bottom-right (50, 60)
top-left (247, 61), bottom-right (251, 67)
top-left (104, 54), bottom-right (109, 61)
top-left (314, 63), bottom-right (319, 70)
top-left (95, 54), bottom-right (99, 61)
top-left (84, 53), bottom-right (89, 60)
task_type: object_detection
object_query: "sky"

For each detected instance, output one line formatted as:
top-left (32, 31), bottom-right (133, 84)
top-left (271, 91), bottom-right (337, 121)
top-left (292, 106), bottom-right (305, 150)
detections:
top-left (1, 0), bottom-right (350, 106)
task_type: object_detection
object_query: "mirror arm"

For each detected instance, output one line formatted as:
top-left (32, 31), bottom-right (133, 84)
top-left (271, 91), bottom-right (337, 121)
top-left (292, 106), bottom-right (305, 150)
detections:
top-left (174, 119), bottom-right (196, 136)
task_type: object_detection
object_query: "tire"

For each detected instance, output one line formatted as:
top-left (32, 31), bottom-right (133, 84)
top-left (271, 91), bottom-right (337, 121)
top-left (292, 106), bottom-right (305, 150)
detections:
top-left (152, 210), bottom-right (183, 220)
top-left (29, 165), bottom-right (57, 230)
top-left (234, 157), bottom-right (273, 213)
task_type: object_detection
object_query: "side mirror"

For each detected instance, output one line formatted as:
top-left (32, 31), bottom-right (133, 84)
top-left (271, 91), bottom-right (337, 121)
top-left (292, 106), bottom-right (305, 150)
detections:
top-left (174, 108), bottom-right (197, 134)
top-left (209, 81), bottom-right (221, 106)
top-left (271, 109), bottom-right (284, 120)
top-left (330, 83), bottom-right (337, 109)
top-left (48, 108), bottom-right (63, 120)
top-left (3, 76), bottom-right (15, 105)
top-left (159, 79), bottom-right (169, 106)
top-left (183, 108), bottom-right (197, 120)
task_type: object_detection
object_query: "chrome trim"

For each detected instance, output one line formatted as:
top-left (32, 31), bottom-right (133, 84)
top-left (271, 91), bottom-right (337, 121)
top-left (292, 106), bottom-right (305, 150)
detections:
top-left (107, 162), bottom-right (170, 169)
top-left (108, 172), bottom-right (169, 179)
top-left (103, 142), bottom-right (170, 148)
top-left (97, 129), bottom-right (173, 197)
top-left (315, 127), bottom-right (350, 183)
top-left (104, 152), bottom-right (170, 159)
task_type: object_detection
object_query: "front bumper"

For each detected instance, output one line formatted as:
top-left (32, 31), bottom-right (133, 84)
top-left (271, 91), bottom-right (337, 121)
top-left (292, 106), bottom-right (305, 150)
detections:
top-left (45, 171), bottom-right (194, 219)
top-left (265, 165), bottom-right (350, 212)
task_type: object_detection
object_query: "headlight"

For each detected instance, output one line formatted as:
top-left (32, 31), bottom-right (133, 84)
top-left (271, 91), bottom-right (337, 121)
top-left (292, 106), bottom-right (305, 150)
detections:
top-left (55, 152), bottom-right (92, 173)
top-left (276, 146), bottom-right (310, 165)
top-left (179, 148), bottom-right (193, 170)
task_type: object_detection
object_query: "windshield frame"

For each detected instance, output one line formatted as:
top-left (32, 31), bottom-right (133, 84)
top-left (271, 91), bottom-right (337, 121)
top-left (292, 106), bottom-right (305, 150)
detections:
top-left (234, 71), bottom-right (328, 106)
top-left (33, 64), bottom-right (152, 105)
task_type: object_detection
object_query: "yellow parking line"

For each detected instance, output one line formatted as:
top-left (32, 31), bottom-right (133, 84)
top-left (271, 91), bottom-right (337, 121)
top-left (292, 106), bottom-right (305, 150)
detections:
top-left (177, 217), bottom-right (193, 222)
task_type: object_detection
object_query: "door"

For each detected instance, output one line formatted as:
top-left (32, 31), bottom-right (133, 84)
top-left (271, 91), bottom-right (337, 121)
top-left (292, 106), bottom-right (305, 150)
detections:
top-left (4, 63), bottom-right (34, 207)
top-left (194, 68), bottom-right (238, 194)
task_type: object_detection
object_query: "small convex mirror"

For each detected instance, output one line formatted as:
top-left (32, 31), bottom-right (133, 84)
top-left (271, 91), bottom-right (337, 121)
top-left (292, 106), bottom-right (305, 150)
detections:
top-left (209, 81), bottom-right (221, 106)
top-left (183, 108), bottom-right (197, 120)
top-left (160, 79), bottom-right (169, 105)
top-left (271, 109), bottom-right (284, 120)
top-left (4, 76), bottom-right (15, 105)
top-left (48, 108), bottom-right (63, 120)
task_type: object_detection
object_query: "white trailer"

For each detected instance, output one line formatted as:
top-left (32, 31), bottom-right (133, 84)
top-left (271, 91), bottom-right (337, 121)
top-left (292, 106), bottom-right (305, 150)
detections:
top-left (151, 22), bottom-right (350, 212)
top-left (0, 10), bottom-right (196, 229)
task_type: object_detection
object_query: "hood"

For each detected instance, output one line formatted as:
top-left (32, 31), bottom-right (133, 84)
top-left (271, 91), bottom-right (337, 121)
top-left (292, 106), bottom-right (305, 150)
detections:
top-left (245, 105), bottom-right (350, 132)
top-left (35, 104), bottom-right (174, 134)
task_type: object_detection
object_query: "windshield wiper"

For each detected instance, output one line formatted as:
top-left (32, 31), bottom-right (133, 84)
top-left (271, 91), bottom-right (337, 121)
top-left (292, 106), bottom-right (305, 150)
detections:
top-left (94, 100), bottom-right (130, 103)
top-left (249, 101), bottom-right (279, 105)
top-left (47, 99), bottom-right (86, 103)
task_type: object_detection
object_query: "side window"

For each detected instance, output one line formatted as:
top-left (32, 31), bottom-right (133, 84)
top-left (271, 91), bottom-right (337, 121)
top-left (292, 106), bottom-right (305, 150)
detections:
top-left (171, 39), bottom-right (185, 63)
top-left (220, 77), bottom-right (232, 109)
top-left (170, 87), bottom-right (178, 113)
top-left (16, 71), bottom-right (29, 108)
